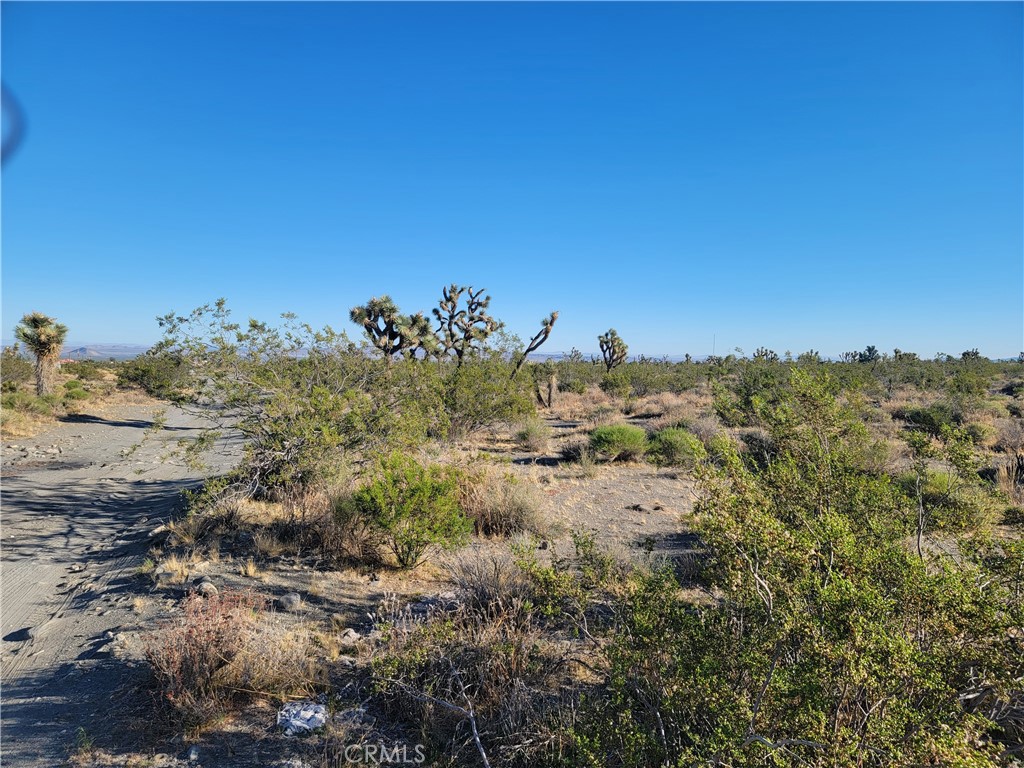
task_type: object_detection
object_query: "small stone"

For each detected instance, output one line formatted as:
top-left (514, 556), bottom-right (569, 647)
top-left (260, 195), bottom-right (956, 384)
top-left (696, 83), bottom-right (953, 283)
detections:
top-left (196, 581), bottom-right (218, 598)
top-left (276, 592), bottom-right (302, 612)
top-left (187, 745), bottom-right (200, 762)
top-left (338, 628), bottom-right (361, 649)
top-left (148, 524), bottom-right (169, 538)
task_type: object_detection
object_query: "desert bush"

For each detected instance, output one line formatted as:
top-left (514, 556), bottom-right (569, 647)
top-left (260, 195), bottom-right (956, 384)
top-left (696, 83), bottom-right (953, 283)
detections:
top-left (598, 370), bottom-right (632, 400)
top-left (444, 356), bottom-right (534, 438)
top-left (893, 400), bottom-right (963, 436)
top-left (63, 379), bottom-right (89, 401)
top-left (117, 350), bottom-right (189, 399)
top-left (649, 427), bottom-right (707, 469)
top-left (223, 621), bottom-right (327, 700)
top-left (143, 590), bottom-right (264, 728)
top-left (565, 370), bottom-right (1024, 767)
top-left (0, 345), bottom-right (33, 389)
top-left (1, 390), bottom-right (62, 416)
top-left (352, 452), bottom-right (472, 568)
top-left (589, 424), bottom-right (648, 461)
top-left (995, 418), bottom-right (1024, 455)
top-left (64, 360), bottom-right (106, 381)
top-left (456, 462), bottom-right (542, 537)
top-left (514, 416), bottom-right (550, 454)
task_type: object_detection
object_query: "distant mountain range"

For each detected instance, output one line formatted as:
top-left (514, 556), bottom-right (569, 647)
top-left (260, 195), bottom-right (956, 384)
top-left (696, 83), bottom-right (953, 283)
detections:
top-left (61, 344), bottom-right (153, 360)
top-left (0, 341), bottom-right (154, 361)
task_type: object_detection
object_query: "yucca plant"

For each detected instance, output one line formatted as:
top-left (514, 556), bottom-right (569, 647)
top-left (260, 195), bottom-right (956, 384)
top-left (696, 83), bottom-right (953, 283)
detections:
top-left (14, 312), bottom-right (68, 396)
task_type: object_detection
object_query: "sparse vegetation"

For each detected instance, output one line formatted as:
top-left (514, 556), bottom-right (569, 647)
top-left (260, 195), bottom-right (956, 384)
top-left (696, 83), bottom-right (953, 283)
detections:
top-left (32, 296), bottom-right (1023, 765)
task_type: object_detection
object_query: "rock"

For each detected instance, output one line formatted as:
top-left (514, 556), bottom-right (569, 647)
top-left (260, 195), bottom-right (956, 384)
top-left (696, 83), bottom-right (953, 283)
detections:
top-left (276, 592), bottom-right (302, 612)
top-left (196, 581), bottom-right (218, 598)
top-left (148, 524), bottom-right (169, 538)
top-left (338, 627), bottom-right (361, 649)
top-left (277, 701), bottom-right (327, 736)
top-left (187, 745), bottom-right (200, 762)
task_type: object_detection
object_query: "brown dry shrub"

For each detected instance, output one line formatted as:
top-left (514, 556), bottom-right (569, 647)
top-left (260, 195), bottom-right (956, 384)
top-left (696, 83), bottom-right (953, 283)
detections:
top-left (455, 460), bottom-right (543, 537)
top-left (143, 590), bottom-right (265, 728)
top-left (370, 585), bottom-right (577, 765)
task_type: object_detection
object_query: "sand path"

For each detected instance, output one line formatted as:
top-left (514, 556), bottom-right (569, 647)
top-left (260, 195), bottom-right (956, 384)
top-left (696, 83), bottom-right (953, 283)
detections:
top-left (1, 403), bottom-right (241, 765)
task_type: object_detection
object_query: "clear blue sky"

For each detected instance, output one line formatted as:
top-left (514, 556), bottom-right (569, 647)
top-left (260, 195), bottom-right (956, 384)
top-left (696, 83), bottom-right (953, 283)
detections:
top-left (2, 2), bottom-right (1021, 358)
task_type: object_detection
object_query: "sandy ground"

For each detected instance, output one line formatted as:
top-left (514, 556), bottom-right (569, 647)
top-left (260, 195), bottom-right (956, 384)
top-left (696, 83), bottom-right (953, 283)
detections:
top-left (1, 402), bottom-right (242, 766)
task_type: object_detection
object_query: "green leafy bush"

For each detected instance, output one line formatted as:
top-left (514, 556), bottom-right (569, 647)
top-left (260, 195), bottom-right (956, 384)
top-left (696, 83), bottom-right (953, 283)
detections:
top-left (893, 401), bottom-right (962, 436)
top-left (0, 346), bottom-right (33, 389)
top-left (649, 427), bottom-right (707, 468)
top-left (117, 350), bottom-right (188, 399)
top-left (444, 357), bottom-right (534, 438)
top-left (598, 370), bottom-right (631, 400)
top-left (589, 424), bottom-right (648, 461)
top-left (353, 453), bottom-right (471, 568)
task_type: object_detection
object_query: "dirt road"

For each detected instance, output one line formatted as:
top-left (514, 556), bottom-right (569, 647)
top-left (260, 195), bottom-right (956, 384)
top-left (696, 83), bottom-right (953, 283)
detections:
top-left (1, 403), bottom-right (241, 765)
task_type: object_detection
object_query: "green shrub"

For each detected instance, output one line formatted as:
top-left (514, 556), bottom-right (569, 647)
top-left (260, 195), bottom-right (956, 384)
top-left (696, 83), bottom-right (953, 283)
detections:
top-left (353, 453), bottom-right (471, 568)
top-left (64, 360), bottom-right (105, 381)
top-left (598, 370), bottom-right (632, 400)
top-left (589, 424), bottom-right (648, 461)
top-left (118, 351), bottom-right (188, 399)
top-left (893, 401), bottom-right (962, 436)
top-left (64, 378), bottom-right (85, 391)
top-left (0, 346), bottom-right (33, 389)
top-left (444, 357), bottom-right (534, 438)
top-left (649, 427), bottom-right (707, 468)
top-left (1, 391), bottom-right (62, 416)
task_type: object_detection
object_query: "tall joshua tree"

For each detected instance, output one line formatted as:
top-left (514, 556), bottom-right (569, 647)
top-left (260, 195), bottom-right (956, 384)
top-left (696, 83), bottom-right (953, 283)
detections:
top-left (598, 329), bottom-right (628, 372)
top-left (15, 312), bottom-right (69, 395)
top-left (432, 284), bottom-right (504, 367)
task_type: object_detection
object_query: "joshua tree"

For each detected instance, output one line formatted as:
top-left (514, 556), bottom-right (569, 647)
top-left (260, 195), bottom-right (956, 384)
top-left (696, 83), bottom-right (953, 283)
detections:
top-left (432, 284), bottom-right (504, 367)
top-left (350, 296), bottom-right (437, 362)
top-left (598, 329), bottom-right (628, 372)
top-left (14, 312), bottom-right (69, 395)
top-left (512, 312), bottom-right (559, 377)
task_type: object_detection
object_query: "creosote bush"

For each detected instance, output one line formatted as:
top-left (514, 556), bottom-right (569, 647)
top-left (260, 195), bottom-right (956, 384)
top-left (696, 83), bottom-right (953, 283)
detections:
top-left (589, 424), bottom-right (648, 461)
top-left (352, 452), bottom-right (472, 568)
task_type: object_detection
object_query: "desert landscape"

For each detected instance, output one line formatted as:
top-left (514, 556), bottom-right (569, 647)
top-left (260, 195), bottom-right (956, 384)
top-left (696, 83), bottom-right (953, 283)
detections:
top-left (1, 302), bottom-right (1022, 766)
top-left (3, 3), bottom-right (1021, 766)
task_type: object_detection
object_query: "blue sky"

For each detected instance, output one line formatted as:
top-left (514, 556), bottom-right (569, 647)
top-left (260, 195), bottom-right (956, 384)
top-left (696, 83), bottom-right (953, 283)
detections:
top-left (2, 2), bottom-right (1021, 358)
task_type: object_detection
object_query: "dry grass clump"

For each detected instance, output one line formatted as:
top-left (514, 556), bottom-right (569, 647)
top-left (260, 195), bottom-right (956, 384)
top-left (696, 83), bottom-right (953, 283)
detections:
top-left (369, 568), bottom-right (580, 766)
top-left (223, 619), bottom-right (327, 700)
top-left (513, 416), bottom-right (551, 454)
top-left (455, 460), bottom-right (544, 537)
top-left (143, 590), bottom-right (327, 730)
top-left (548, 387), bottom-right (614, 422)
top-left (687, 415), bottom-right (725, 448)
top-left (558, 439), bottom-right (599, 477)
